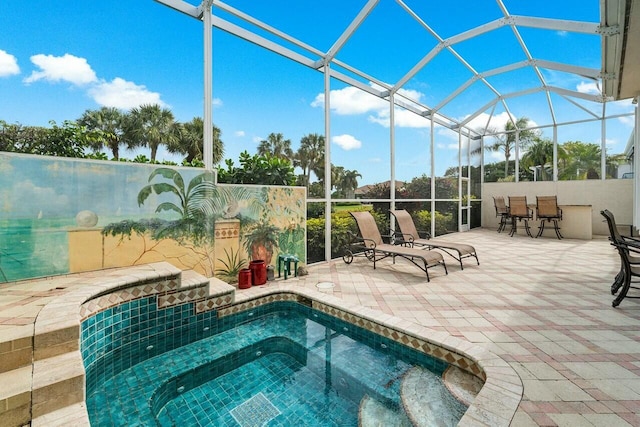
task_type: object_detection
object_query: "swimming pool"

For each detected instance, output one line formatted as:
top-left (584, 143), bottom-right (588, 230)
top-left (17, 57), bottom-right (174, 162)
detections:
top-left (82, 297), bottom-right (468, 426)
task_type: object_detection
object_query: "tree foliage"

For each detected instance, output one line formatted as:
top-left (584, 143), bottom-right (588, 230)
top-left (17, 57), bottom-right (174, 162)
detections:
top-left (126, 104), bottom-right (178, 162)
top-left (0, 119), bottom-right (98, 158)
top-left (168, 117), bottom-right (224, 165)
top-left (217, 150), bottom-right (296, 186)
top-left (78, 107), bottom-right (125, 159)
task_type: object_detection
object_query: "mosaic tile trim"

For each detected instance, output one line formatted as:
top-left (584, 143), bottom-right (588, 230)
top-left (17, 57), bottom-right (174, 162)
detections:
top-left (195, 294), bottom-right (234, 314)
top-left (157, 287), bottom-right (209, 308)
top-left (312, 301), bottom-right (485, 381)
top-left (80, 277), bottom-right (234, 320)
top-left (80, 278), bottom-right (178, 319)
top-left (217, 293), bottom-right (299, 318)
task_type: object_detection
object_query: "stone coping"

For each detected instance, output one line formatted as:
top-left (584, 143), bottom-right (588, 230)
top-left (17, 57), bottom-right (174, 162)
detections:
top-left (23, 264), bottom-right (521, 426)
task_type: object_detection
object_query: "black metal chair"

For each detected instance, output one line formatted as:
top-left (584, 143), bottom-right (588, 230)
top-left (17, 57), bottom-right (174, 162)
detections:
top-left (493, 196), bottom-right (510, 233)
top-left (508, 196), bottom-right (533, 237)
top-left (601, 209), bottom-right (640, 307)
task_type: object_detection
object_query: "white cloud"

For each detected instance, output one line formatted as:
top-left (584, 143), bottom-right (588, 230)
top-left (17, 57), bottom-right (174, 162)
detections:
top-left (312, 85), bottom-right (388, 115)
top-left (234, 130), bottom-right (245, 137)
top-left (252, 136), bottom-right (262, 143)
top-left (213, 97), bottom-right (223, 107)
top-left (313, 82), bottom-right (437, 130)
top-left (464, 111), bottom-right (510, 133)
top-left (368, 108), bottom-right (432, 128)
top-left (369, 157), bottom-right (381, 163)
top-left (88, 77), bottom-right (164, 109)
top-left (24, 53), bottom-right (97, 85)
top-left (619, 116), bottom-right (635, 127)
top-left (557, 30), bottom-right (568, 37)
top-left (576, 81), bottom-right (600, 95)
top-left (0, 50), bottom-right (19, 77)
top-left (332, 134), bottom-right (362, 150)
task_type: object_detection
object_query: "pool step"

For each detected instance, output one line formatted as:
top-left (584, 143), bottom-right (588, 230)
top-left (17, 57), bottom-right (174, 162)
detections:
top-left (11, 263), bottom-right (235, 427)
top-left (0, 365), bottom-right (32, 427)
top-left (359, 395), bottom-right (413, 427)
top-left (442, 365), bottom-right (484, 407)
top-left (0, 324), bottom-right (33, 374)
top-left (400, 365), bottom-right (481, 426)
top-left (32, 351), bottom-right (85, 418)
top-left (31, 401), bottom-right (90, 426)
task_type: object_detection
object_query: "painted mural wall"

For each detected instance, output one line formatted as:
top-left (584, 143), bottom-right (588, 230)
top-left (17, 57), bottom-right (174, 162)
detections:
top-left (0, 152), bottom-right (306, 284)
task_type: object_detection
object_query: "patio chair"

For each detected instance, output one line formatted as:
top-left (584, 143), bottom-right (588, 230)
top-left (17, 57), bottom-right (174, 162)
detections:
top-left (493, 196), bottom-right (510, 233)
top-left (344, 211), bottom-right (447, 281)
top-left (508, 196), bottom-right (534, 237)
top-left (536, 196), bottom-right (563, 239)
top-left (390, 209), bottom-right (479, 270)
top-left (601, 209), bottom-right (640, 300)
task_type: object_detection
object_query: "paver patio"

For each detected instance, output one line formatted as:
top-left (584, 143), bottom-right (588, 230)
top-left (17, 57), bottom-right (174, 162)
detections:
top-left (1, 227), bottom-right (639, 426)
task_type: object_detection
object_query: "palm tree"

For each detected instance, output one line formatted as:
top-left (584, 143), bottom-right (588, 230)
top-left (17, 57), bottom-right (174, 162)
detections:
top-left (257, 132), bottom-right (293, 160)
top-left (78, 107), bottom-right (125, 159)
top-left (168, 117), bottom-right (224, 165)
top-left (294, 133), bottom-right (324, 187)
top-left (481, 117), bottom-right (539, 178)
top-left (126, 104), bottom-right (178, 162)
top-left (331, 165), bottom-right (345, 193)
top-left (559, 141), bottom-right (601, 180)
top-left (520, 137), bottom-right (560, 181)
top-left (340, 169), bottom-right (362, 198)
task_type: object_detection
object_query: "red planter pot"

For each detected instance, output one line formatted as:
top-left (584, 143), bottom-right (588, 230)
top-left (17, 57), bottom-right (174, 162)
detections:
top-left (250, 260), bottom-right (267, 286)
top-left (238, 268), bottom-right (252, 289)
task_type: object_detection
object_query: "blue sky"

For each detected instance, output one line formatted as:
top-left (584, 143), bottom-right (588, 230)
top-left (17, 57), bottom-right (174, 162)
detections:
top-left (0, 0), bottom-right (635, 185)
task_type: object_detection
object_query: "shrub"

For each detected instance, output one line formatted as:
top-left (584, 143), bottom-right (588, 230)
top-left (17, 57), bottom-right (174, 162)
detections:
top-left (307, 208), bottom-right (388, 263)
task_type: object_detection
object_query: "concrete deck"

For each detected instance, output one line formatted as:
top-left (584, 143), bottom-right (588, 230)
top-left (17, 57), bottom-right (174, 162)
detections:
top-left (1, 227), bottom-right (639, 426)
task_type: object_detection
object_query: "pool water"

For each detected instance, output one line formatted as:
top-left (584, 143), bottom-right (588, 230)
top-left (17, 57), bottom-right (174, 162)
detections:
top-left (83, 300), bottom-right (467, 426)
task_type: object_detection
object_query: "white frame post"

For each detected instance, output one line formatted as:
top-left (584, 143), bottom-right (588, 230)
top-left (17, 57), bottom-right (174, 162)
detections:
top-left (203, 0), bottom-right (214, 171)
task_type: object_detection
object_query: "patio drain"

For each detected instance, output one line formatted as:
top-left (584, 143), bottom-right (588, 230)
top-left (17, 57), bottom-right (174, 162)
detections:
top-left (316, 281), bottom-right (335, 290)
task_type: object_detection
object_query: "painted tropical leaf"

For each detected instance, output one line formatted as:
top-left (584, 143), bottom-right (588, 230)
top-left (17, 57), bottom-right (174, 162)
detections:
top-left (148, 167), bottom-right (185, 193)
top-left (186, 172), bottom-right (215, 195)
top-left (138, 182), bottom-right (183, 207)
top-left (155, 202), bottom-right (183, 216)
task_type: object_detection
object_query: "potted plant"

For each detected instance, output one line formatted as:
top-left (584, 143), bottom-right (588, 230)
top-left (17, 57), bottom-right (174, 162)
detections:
top-left (242, 220), bottom-right (280, 265)
top-left (214, 247), bottom-right (247, 283)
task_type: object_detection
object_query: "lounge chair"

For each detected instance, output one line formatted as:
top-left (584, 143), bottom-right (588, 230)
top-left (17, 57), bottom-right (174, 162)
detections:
top-left (390, 209), bottom-right (479, 270)
top-left (344, 211), bottom-right (447, 281)
top-left (601, 209), bottom-right (640, 303)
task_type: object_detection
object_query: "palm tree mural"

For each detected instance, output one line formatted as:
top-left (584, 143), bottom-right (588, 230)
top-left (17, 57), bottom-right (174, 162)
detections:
top-left (104, 167), bottom-right (267, 276)
top-left (137, 168), bottom-right (216, 219)
top-left (257, 132), bottom-right (294, 160)
top-left (137, 168), bottom-right (263, 224)
top-left (126, 104), bottom-right (178, 162)
top-left (78, 107), bottom-right (125, 160)
top-left (168, 117), bottom-right (225, 165)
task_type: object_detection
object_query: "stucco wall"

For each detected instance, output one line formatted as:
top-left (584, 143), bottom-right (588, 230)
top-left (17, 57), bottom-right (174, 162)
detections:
top-left (482, 180), bottom-right (633, 236)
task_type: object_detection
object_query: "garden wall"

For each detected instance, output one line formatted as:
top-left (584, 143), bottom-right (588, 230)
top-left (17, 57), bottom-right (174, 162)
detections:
top-left (0, 152), bottom-right (306, 283)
